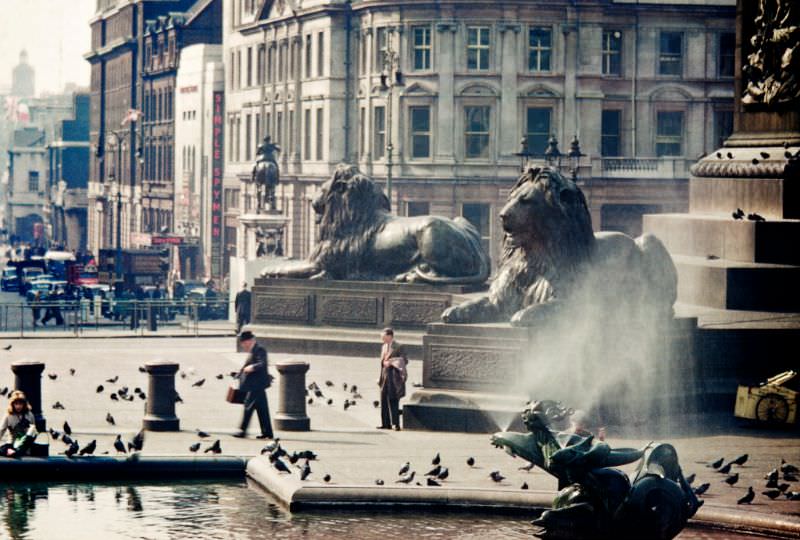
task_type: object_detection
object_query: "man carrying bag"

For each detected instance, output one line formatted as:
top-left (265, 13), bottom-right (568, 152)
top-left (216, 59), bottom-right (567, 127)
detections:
top-left (233, 331), bottom-right (274, 439)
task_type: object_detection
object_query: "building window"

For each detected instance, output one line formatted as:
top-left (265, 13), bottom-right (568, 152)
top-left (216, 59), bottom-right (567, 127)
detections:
top-left (659, 31), bottom-right (683, 76)
top-left (409, 106), bottom-right (431, 158)
top-left (245, 113), bottom-right (252, 161)
top-left (276, 111), bottom-right (283, 146)
top-left (464, 106), bottom-right (490, 159)
top-left (714, 109), bottom-right (734, 148)
top-left (305, 35), bottom-right (312, 79)
top-left (267, 46), bottom-right (274, 83)
top-left (718, 32), bottom-right (735, 77)
top-left (462, 203), bottom-right (490, 254)
top-left (656, 111), bottom-right (684, 156)
top-left (375, 28), bottom-right (387, 73)
top-left (407, 201), bottom-right (429, 217)
top-left (317, 31), bottom-right (324, 77)
top-left (236, 50), bottom-right (242, 88)
top-left (601, 110), bottom-right (622, 157)
top-left (525, 107), bottom-right (551, 157)
top-left (246, 46), bottom-right (253, 87)
top-left (467, 27), bottom-right (490, 71)
top-left (602, 30), bottom-right (622, 76)
top-left (303, 109), bottom-right (311, 160)
top-left (257, 45), bottom-right (265, 84)
top-left (255, 112), bottom-right (261, 143)
top-left (528, 27), bottom-right (551, 72)
top-left (28, 171), bottom-right (39, 192)
top-left (412, 26), bottom-right (431, 70)
top-left (288, 110), bottom-right (294, 151)
top-left (374, 106), bottom-right (386, 159)
top-left (316, 108), bottom-right (324, 161)
top-left (359, 106), bottom-right (365, 156)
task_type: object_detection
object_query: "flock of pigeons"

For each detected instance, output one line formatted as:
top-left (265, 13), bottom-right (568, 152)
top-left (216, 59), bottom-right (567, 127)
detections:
top-left (691, 453), bottom-right (800, 505)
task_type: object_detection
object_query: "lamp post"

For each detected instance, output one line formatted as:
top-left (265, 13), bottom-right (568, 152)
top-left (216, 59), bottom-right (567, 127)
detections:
top-left (381, 32), bottom-right (404, 210)
top-left (106, 130), bottom-right (126, 282)
top-left (568, 135), bottom-right (584, 183)
top-left (514, 137), bottom-right (535, 172)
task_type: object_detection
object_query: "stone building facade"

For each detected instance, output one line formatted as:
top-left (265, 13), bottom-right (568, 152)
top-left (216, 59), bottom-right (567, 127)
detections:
top-left (224, 0), bottom-right (735, 266)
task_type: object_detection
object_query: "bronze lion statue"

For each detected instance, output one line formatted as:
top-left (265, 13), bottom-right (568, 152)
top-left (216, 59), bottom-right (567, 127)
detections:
top-left (442, 167), bottom-right (677, 326)
top-left (262, 163), bottom-right (490, 283)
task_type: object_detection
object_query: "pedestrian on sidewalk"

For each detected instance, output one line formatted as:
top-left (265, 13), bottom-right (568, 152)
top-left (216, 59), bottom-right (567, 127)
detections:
top-left (234, 331), bottom-right (274, 439)
top-left (377, 327), bottom-right (408, 431)
top-left (234, 282), bottom-right (251, 334)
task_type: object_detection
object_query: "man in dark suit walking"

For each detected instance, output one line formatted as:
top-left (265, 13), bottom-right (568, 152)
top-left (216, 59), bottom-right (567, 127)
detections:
top-left (234, 331), bottom-right (274, 439)
top-left (234, 282), bottom-right (252, 334)
top-left (377, 327), bottom-right (408, 431)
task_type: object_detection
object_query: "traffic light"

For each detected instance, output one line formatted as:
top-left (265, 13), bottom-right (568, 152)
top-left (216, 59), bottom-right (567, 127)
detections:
top-left (159, 248), bottom-right (170, 273)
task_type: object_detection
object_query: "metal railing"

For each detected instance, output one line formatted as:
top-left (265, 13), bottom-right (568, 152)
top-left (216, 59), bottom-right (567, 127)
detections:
top-left (0, 298), bottom-right (233, 338)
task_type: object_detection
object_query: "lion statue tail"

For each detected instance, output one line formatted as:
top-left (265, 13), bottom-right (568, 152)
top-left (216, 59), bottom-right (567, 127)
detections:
top-left (635, 233), bottom-right (678, 317)
top-left (413, 217), bottom-right (491, 285)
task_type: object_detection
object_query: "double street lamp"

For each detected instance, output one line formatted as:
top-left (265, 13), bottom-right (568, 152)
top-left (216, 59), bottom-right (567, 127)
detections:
top-left (380, 33), bottom-right (404, 210)
top-left (105, 129), bottom-right (127, 281)
top-left (516, 134), bottom-right (584, 181)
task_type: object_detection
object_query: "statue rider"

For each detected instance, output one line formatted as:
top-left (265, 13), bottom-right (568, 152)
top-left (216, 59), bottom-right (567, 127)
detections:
top-left (252, 135), bottom-right (281, 212)
top-left (257, 135), bottom-right (281, 167)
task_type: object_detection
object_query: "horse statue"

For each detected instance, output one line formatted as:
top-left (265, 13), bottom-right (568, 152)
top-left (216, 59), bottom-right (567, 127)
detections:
top-left (251, 135), bottom-right (280, 212)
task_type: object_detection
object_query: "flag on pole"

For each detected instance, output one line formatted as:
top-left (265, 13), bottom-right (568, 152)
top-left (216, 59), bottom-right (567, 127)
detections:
top-left (121, 108), bottom-right (142, 126)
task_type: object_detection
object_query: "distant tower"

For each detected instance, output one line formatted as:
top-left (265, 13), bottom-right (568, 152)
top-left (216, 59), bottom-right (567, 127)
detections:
top-left (12, 49), bottom-right (35, 98)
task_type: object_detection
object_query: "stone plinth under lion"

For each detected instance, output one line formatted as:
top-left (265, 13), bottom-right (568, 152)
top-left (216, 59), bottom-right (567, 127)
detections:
top-left (404, 168), bottom-right (691, 432)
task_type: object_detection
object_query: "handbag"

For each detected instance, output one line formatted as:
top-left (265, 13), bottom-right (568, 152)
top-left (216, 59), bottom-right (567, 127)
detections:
top-left (226, 386), bottom-right (245, 404)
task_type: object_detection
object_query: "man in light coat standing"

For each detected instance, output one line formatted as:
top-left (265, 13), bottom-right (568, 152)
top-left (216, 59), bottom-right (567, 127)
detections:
top-left (378, 327), bottom-right (407, 431)
top-left (234, 331), bottom-right (274, 439)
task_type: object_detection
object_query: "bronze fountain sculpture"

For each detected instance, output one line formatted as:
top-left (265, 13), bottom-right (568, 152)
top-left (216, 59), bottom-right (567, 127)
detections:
top-left (492, 401), bottom-right (701, 539)
top-left (263, 163), bottom-right (490, 283)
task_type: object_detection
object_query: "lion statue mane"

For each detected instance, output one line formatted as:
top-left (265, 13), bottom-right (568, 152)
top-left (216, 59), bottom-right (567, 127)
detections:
top-left (441, 166), bottom-right (677, 326)
top-left (263, 163), bottom-right (490, 284)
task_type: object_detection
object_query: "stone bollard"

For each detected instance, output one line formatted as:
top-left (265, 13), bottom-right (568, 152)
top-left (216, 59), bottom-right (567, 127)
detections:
top-left (142, 362), bottom-right (180, 431)
top-left (11, 361), bottom-right (46, 431)
top-left (273, 361), bottom-right (310, 431)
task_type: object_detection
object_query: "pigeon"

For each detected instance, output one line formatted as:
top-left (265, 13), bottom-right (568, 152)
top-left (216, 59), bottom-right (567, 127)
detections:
top-left (373, 400), bottom-right (380, 408)
top-left (685, 473), bottom-right (696, 485)
top-left (52, 401), bottom-right (65, 410)
top-left (760, 151), bottom-right (770, 159)
top-left (261, 439), bottom-right (281, 454)
top-left (490, 471), bottom-right (505, 483)
top-left (269, 447), bottom-right (288, 461)
top-left (65, 441), bottom-right (79, 458)
top-left (398, 462), bottom-right (411, 476)
top-left (313, 389), bottom-right (324, 398)
top-left (69, 368), bottom-right (75, 375)
top-left (295, 450), bottom-right (317, 461)
top-left (174, 393), bottom-right (183, 403)
top-left (727, 152), bottom-right (733, 159)
top-left (396, 471), bottom-right (416, 484)
top-left (350, 385), bottom-right (358, 394)
top-left (204, 439), bottom-right (222, 454)
top-left (426, 478), bottom-right (441, 487)
top-left (326, 399), bottom-right (333, 406)
top-left (724, 473), bottom-right (739, 486)
top-left (180, 372), bottom-right (187, 379)
top-left (519, 463), bottom-right (535, 472)
top-left (694, 483), bottom-right (710, 495)
top-left (300, 461), bottom-right (311, 480)
top-left (737, 486), bottom-right (755, 504)
top-left (784, 473), bottom-right (798, 482)
top-left (63, 421), bottom-right (72, 436)
top-left (777, 483), bottom-right (790, 493)
top-left (324, 380), bottom-right (334, 387)
top-left (3, 345), bottom-right (11, 350)
top-left (432, 453), bottom-right (441, 466)
top-left (762, 489), bottom-right (782, 500)
top-left (466, 457), bottom-right (475, 467)
top-left (196, 430), bottom-right (211, 438)
top-left (113, 435), bottom-right (126, 454)
top-left (0, 388), bottom-right (7, 397)
top-left (425, 465), bottom-right (442, 477)
top-left (189, 442), bottom-right (201, 453)
top-left (96, 385), bottom-right (104, 393)
top-left (786, 491), bottom-right (800, 501)
top-left (110, 393), bottom-right (119, 401)
top-left (375, 479), bottom-right (384, 486)
top-left (49, 429), bottom-right (61, 440)
top-left (106, 413), bottom-right (115, 426)
top-left (323, 474), bottom-right (331, 483)
top-left (308, 398), bottom-right (314, 405)
top-left (192, 379), bottom-right (205, 388)
top-left (521, 482), bottom-right (529, 489)
top-left (216, 374), bottom-right (224, 380)
top-left (437, 468), bottom-right (449, 481)
top-left (273, 458), bottom-right (291, 474)
top-left (62, 434), bottom-right (74, 446)
top-left (752, 158), bottom-right (760, 165)
top-left (718, 462), bottom-right (732, 474)
top-left (781, 460), bottom-right (799, 475)
top-left (129, 430), bottom-right (145, 452)
top-left (343, 383), bottom-right (348, 391)
top-left (343, 400), bottom-right (351, 411)
top-left (106, 376), bottom-right (118, 383)
top-left (79, 440), bottom-right (97, 456)
top-left (765, 468), bottom-right (779, 483)
top-left (766, 477), bottom-right (779, 489)
top-left (747, 213), bottom-right (765, 222)
top-left (731, 454), bottom-right (750, 466)
top-left (138, 366), bottom-right (146, 373)
top-left (48, 373), bottom-right (57, 380)
top-left (709, 457), bottom-right (724, 469)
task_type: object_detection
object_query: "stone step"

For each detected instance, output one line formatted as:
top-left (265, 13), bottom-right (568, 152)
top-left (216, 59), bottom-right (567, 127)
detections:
top-left (245, 323), bottom-right (424, 359)
top-left (644, 213), bottom-right (800, 265)
top-left (673, 255), bottom-right (800, 311)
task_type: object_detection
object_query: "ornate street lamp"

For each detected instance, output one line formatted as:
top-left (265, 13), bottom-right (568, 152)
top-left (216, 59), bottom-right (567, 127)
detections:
top-left (514, 137), bottom-right (534, 172)
top-left (380, 30), bottom-right (404, 210)
top-left (568, 135), bottom-right (584, 182)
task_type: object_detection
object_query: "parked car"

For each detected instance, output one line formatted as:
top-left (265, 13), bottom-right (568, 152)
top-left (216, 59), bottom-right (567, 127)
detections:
top-left (25, 278), bottom-right (66, 303)
top-left (185, 287), bottom-right (227, 320)
top-left (19, 266), bottom-right (46, 295)
top-left (1, 267), bottom-right (18, 291)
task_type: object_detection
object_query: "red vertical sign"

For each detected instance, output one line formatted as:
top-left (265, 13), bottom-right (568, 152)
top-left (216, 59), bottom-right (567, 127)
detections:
top-left (211, 91), bottom-right (224, 277)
